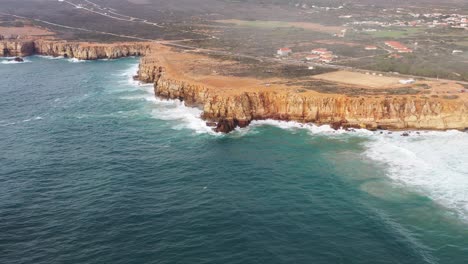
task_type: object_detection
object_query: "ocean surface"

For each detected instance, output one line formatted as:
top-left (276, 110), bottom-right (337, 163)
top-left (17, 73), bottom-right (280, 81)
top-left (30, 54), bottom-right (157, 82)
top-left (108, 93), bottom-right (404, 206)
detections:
top-left (1, 56), bottom-right (467, 264)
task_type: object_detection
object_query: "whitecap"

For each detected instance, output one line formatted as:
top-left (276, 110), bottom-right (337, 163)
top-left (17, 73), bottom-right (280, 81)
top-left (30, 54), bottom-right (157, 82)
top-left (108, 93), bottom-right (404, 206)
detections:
top-left (248, 119), bottom-right (374, 137)
top-left (37, 55), bottom-right (65, 60)
top-left (68, 58), bottom-right (87, 63)
top-left (1, 58), bottom-right (31, 64)
top-left (150, 98), bottom-right (218, 135)
top-left (363, 130), bottom-right (468, 220)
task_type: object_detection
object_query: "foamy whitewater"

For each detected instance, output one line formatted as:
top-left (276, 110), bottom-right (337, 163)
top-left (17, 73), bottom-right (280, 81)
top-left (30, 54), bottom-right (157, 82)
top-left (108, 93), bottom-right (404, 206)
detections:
top-left (0, 58), bottom-right (31, 64)
top-left (364, 131), bottom-right (468, 220)
top-left (2, 57), bottom-right (467, 264)
top-left (122, 63), bottom-right (468, 220)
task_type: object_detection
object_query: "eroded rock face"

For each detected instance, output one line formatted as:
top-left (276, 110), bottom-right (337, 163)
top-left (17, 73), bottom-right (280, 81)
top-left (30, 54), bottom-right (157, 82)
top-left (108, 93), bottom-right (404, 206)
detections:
top-left (33, 40), bottom-right (152, 60)
top-left (0, 40), bottom-right (152, 60)
top-left (0, 40), bottom-right (35, 57)
top-left (137, 56), bottom-right (165, 83)
top-left (140, 58), bottom-right (468, 133)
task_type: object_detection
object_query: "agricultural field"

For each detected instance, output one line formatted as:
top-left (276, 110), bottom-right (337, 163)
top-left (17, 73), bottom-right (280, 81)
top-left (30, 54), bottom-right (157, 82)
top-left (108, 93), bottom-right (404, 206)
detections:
top-left (312, 71), bottom-right (402, 88)
top-left (363, 27), bottom-right (425, 38)
top-left (215, 19), bottom-right (344, 35)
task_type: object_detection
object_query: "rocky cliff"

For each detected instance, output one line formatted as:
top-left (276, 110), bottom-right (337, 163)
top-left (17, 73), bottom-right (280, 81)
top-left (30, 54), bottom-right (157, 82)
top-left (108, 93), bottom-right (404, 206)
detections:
top-left (139, 57), bottom-right (468, 133)
top-left (1, 40), bottom-right (35, 57)
top-left (33, 40), bottom-right (152, 60)
top-left (1, 40), bottom-right (151, 60)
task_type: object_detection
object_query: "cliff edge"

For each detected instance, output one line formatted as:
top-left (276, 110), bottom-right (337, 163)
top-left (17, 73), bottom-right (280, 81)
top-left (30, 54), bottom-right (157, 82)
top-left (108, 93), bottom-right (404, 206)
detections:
top-left (138, 45), bottom-right (467, 133)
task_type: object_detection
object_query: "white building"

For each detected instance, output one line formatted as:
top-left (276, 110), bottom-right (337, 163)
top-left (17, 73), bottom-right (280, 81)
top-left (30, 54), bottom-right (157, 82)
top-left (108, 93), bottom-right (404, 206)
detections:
top-left (399, 79), bottom-right (415, 84)
top-left (277, 48), bottom-right (292, 56)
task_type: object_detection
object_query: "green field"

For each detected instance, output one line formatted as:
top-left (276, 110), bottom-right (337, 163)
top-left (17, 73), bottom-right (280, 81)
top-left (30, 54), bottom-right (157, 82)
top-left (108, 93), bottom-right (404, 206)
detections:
top-left (365, 27), bottom-right (424, 38)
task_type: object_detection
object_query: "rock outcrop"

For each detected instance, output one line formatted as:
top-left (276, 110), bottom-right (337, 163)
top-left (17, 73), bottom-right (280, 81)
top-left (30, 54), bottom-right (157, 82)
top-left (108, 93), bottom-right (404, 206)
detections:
top-left (33, 40), bottom-right (152, 60)
top-left (1, 40), bottom-right (35, 57)
top-left (1, 39), bottom-right (151, 60)
top-left (2, 38), bottom-right (466, 133)
top-left (138, 55), bottom-right (468, 133)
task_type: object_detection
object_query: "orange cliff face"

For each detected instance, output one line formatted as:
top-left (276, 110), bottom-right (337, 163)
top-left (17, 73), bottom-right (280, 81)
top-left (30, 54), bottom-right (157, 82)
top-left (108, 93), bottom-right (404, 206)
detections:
top-left (138, 45), bottom-right (468, 133)
top-left (1, 39), bottom-right (152, 60)
top-left (0, 40), bottom-right (35, 57)
top-left (33, 40), bottom-right (152, 60)
top-left (2, 39), bottom-right (466, 133)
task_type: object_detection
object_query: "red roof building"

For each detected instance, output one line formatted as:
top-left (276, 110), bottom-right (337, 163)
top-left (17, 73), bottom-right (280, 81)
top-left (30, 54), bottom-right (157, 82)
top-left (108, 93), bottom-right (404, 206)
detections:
top-left (277, 47), bottom-right (292, 56)
top-left (385, 41), bottom-right (413, 53)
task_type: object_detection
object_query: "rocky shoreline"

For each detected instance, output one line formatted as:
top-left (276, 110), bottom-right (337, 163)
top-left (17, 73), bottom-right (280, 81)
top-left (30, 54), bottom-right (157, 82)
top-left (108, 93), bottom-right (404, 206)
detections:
top-left (2, 39), bottom-right (466, 133)
top-left (1, 39), bottom-right (151, 60)
top-left (137, 46), bottom-right (467, 133)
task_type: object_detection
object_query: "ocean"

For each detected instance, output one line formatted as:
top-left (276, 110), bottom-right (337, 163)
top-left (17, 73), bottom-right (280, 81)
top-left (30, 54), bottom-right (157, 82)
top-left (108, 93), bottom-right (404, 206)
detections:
top-left (1, 56), bottom-right (467, 264)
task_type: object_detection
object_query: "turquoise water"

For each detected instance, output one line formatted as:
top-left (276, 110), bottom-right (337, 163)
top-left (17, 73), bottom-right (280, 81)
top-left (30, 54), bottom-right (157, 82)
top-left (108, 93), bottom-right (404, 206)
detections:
top-left (0, 57), bottom-right (467, 264)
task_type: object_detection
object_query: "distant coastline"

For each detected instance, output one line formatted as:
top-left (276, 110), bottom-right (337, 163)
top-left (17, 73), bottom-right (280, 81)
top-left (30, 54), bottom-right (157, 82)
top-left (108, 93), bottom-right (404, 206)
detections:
top-left (2, 38), bottom-right (467, 133)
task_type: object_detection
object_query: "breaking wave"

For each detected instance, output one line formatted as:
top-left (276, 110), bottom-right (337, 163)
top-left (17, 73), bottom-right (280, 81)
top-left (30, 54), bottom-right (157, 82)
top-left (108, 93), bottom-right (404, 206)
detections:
top-left (1, 58), bottom-right (31, 64)
top-left (36, 55), bottom-right (65, 60)
top-left (120, 63), bottom-right (217, 135)
top-left (68, 58), bottom-right (88, 63)
top-left (121, 62), bottom-right (468, 220)
top-left (363, 130), bottom-right (468, 220)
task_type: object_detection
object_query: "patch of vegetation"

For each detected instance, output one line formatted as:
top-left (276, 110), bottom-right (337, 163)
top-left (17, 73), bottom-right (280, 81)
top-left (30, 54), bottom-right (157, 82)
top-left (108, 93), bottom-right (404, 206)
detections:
top-left (365, 27), bottom-right (424, 38)
top-left (386, 87), bottom-right (420, 95)
top-left (415, 83), bottom-right (431, 89)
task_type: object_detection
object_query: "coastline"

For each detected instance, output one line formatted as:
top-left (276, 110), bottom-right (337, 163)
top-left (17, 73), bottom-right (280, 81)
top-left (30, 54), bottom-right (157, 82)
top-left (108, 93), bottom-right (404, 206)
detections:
top-left (2, 39), bottom-right (467, 133)
top-left (136, 44), bottom-right (468, 133)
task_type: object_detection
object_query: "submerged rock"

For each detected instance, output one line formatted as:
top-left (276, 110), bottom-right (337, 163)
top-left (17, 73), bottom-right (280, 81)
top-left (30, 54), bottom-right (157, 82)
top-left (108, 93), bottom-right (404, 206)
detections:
top-left (7, 57), bottom-right (24, 62)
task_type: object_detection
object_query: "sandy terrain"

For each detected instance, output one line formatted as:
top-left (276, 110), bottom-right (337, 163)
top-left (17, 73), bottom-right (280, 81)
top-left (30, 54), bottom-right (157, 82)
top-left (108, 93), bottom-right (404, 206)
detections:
top-left (312, 71), bottom-right (404, 88)
top-left (146, 44), bottom-right (308, 96)
top-left (216, 20), bottom-right (344, 34)
top-left (145, 44), bottom-right (467, 100)
top-left (0, 26), bottom-right (54, 38)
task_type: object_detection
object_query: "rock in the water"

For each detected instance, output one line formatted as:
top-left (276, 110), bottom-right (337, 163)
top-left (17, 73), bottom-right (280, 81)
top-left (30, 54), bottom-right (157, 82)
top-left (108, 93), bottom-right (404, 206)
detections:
top-left (7, 57), bottom-right (24, 62)
top-left (205, 121), bottom-right (217, 127)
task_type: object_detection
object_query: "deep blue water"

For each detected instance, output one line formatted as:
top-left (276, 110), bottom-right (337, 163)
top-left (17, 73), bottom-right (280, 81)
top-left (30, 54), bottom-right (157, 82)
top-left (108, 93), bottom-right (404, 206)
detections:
top-left (1, 57), bottom-right (467, 264)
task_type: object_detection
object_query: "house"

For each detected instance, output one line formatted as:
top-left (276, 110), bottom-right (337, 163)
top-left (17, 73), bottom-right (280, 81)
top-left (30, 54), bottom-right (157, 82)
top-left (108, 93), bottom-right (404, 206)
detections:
top-left (385, 41), bottom-right (413, 53)
top-left (365, 46), bottom-right (378, 50)
top-left (277, 48), bottom-right (292, 56)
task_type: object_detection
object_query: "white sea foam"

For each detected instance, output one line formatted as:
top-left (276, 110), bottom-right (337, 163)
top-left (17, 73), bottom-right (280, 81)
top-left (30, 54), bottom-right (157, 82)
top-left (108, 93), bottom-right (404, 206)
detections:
top-left (364, 130), bottom-right (468, 220)
top-left (1, 58), bottom-right (31, 64)
top-left (119, 63), bottom-right (468, 220)
top-left (37, 55), bottom-right (65, 60)
top-left (119, 63), bottom-right (217, 135)
top-left (248, 119), bottom-right (375, 137)
top-left (68, 58), bottom-right (87, 63)
top-left (150, 99), bottom-right (217, 134)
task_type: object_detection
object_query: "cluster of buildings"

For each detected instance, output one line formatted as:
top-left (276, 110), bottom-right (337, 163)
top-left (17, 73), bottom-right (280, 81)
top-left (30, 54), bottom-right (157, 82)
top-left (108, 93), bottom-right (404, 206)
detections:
top-left (415, 13), bottom-right (467, 29)
top-left (276, 47), bottom-right (336, 63)
top-left (306, 48), bottom-right (335, 63)
top-left (294, 3), bottom-right (344, 11)
top-left (384, 41), bottom-right (413, 53)
top-left (346, 12), bottom-right (467, 30)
